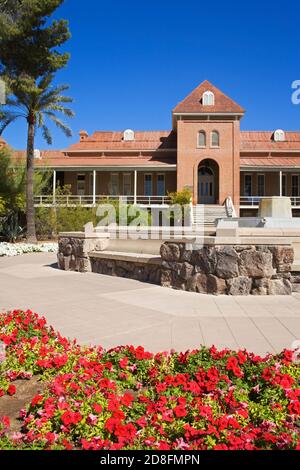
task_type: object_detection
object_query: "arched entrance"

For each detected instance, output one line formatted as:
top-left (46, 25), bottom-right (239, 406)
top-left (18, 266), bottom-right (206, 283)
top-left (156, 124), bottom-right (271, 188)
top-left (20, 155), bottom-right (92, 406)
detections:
top-left (198, 159), bottom-right (219, 204)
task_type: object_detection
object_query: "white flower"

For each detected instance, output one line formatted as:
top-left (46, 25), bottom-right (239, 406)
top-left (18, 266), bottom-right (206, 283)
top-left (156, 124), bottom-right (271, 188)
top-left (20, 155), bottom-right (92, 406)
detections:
top-left (0, 242), bottom-right (58, 257)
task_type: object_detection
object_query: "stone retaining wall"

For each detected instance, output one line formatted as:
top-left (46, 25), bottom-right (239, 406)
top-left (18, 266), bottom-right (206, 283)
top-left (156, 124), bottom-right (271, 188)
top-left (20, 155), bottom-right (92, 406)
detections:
top-left (90, 257), bottom-right (161, 284)
top-left (160, 243), bottom-right (294, 295)
top-left (57, 234), bottom-right (295, 296)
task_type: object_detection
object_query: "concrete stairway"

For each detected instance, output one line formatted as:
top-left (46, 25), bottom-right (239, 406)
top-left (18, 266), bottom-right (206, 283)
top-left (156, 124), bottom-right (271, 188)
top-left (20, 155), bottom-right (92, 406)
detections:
top-left (193, 205), bottom-right (229, 230)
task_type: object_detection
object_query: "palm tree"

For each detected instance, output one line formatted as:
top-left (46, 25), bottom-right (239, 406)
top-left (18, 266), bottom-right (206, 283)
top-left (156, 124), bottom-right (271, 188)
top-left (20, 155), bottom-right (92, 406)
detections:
top-left (0, 73), bottom-right (74, 242)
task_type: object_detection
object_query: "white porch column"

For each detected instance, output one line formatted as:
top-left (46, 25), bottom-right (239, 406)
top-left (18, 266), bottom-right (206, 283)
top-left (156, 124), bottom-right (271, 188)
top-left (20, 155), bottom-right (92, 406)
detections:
top-left (93, 170), bottom-right (97, 205)
top-left (134, 170), bottom-right (138, 205)
top-left (279, 170), bottom-right (283, 197)
top-left (53, 170), bottom-right (57, 205)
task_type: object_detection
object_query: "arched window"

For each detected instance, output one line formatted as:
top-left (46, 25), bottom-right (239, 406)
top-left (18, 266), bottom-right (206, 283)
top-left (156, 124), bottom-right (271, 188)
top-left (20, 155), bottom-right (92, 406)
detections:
top-left (202, 91), bottom-right (215, 106)
top-left (123, 129), bottom-right (135, 141)
top-left (211, 130), bottom-right (220, 147)
top-left (273, 129), bottom-right (285, 142)
top-left (198, 130), bottom-right (206, 147)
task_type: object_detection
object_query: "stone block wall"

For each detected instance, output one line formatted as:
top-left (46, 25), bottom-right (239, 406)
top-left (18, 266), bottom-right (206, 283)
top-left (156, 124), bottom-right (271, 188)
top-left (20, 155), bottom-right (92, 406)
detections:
top-left (58, 236), bottom-right (109, 273)
top-left (90, 257), bottom-right (161, 285)
top-left (160, 243), bottom-right (294, 296)
top-left (58, 234), bottom-right (295, 296)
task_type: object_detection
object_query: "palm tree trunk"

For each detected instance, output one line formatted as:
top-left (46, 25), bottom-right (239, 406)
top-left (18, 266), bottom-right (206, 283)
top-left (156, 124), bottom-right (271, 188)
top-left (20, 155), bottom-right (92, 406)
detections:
top-left (26, 116), bottom-right (37, 243)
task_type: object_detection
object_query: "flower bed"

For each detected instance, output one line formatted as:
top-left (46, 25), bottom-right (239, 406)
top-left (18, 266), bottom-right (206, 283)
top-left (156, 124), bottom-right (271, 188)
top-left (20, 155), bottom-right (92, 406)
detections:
top-left (0, 310), bottom-right (299, 450)
top-left (0, 243), bottom-right (57, 257)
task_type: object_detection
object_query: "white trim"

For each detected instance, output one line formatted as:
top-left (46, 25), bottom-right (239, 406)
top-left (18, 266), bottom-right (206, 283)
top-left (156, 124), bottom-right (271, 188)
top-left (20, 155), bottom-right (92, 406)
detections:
top-left (53, 170), bottom-right (57, 204)
top-left (134, 171), bottom-right (138, 205)
top-left (93, 170), bottom-right (97, 205)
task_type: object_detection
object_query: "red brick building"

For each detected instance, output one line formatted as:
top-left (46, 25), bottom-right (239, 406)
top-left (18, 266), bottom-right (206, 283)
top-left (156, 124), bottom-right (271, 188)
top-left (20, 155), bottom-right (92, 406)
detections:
top-left (7, 80), bottom-right (300, 214)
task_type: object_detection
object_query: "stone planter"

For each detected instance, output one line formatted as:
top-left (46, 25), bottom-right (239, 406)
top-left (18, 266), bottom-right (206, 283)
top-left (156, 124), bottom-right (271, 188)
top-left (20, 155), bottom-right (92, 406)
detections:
top-left (160, 242), bottom-right (294, 296)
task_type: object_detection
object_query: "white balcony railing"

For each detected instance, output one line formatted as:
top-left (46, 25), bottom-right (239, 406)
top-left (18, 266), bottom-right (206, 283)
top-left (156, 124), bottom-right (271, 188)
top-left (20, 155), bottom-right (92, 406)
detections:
top-left (240, 196), bottom-right (300, 208)
top-left (34, 195), bottom-right (172, 207)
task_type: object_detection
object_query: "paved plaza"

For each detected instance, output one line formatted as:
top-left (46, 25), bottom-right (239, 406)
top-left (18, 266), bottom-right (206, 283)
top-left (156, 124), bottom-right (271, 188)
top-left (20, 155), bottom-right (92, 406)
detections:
top-left (0, 253), bottom-right (299, 355)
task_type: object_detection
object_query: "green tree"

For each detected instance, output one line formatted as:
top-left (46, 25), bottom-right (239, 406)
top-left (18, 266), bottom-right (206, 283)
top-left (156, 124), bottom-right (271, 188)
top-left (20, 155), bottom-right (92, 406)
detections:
top-left (0, 0), bottom-right (73, 243)
top-left (0, 146), bottom-right (52, 237)
top-left (0, 74), bottom-right (74, 242)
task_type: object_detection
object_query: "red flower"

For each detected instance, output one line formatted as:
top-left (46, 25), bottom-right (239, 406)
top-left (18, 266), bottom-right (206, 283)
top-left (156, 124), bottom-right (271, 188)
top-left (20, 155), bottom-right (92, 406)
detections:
top-left (7, 384), bottom-right (16, 396)
top-left (279, 374), bottom-right (294, 389)
top-left (174, 405), bottom-right (187, 418)
top-left (237, 351), bottom-right (247, 365)
top-left (120, 392), bottom-right (134, 407)
top-left (93, 403), bottom-right (103, 414)
top-left (31, 395), bottom-right (44, 407)
top-left (62, 438), bottom-right (73, 450)
top-left (1, 416), bottom-right (10, 429)
top-left (119, 357), bottom-right (128, 369)
top-left (61, 411), bottom-right (82, 426)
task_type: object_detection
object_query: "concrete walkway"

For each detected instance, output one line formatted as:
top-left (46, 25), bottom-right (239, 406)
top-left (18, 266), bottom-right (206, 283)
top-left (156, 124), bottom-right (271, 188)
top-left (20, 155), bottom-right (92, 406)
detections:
top-left (0, 253), bottom-right (299, 356)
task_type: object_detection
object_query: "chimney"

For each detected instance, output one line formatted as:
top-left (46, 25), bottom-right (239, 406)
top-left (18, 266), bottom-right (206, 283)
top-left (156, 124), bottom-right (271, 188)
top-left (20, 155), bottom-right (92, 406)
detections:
top-left (79, 130), bottom-right (88, 141)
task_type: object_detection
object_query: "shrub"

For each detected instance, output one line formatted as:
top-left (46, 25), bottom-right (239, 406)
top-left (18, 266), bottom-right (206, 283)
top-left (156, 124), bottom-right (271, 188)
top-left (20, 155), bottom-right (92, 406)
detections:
top-left (168, 188), bottom-right (192, 206)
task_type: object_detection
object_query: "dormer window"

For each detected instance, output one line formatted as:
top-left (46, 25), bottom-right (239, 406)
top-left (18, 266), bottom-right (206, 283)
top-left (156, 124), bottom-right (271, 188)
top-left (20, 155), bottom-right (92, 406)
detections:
top-left (202, 91), bottom-right (215, 106)
top-left (198, 130), bottom-right (206, 147)
top-left (273, 129), bottom-right (285, 142)
top-left (123, 129), bottom-right (135, 141)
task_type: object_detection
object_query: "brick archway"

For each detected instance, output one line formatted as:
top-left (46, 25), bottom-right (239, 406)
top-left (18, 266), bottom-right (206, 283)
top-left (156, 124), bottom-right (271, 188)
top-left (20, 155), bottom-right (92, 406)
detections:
top-left (198, 159), bottom-right (220, 204)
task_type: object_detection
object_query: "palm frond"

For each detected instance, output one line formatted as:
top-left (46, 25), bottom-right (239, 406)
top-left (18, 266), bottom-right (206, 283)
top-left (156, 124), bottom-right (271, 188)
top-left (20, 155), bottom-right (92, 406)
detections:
top-left (47, 114), bottom-right (72, 138)
top-left (41, 124), bottom-right (52, 145)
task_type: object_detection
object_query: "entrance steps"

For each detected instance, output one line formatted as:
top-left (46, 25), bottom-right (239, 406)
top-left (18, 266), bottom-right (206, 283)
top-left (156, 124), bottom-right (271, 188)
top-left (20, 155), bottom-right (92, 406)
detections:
top-left (193, 205), bottom-right (229, 229)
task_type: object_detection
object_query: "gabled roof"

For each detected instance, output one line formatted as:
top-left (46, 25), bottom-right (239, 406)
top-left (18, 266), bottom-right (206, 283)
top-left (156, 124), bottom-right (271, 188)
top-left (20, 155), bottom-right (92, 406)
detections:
top-left (173, 80), bottom-right (245, 114)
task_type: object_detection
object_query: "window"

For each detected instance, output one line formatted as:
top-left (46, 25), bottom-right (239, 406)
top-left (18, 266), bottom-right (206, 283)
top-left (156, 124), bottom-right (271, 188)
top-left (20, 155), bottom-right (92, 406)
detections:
top-left (202, 91), bottom-right (215, 106)
top-left (244, 174), bottom-right (252, 197)
top-left (198, 131), bottom-right (206, 147)
top-left (144, 174), bottom-right (152, 196)
top-left (257, 174), bottom-right (265, 196)
top-left (123, 129), bottom-right (135, 141)
top-left (123, 173), bottom-right (132, 196)
top-left (292, 175), bottom-right (299, 197)
top-left (157, 174), bottom-right (165, 196)
top-left (77, 174), bottom-right (85, 196)
top-left (211, 131), bottom-right (220, 147)
top-left (110, 173), bottom-right (119, 195)
top-left (282, 174), bottom-right (287, 196)
top-left (274, 129), bottom-right (285, 142)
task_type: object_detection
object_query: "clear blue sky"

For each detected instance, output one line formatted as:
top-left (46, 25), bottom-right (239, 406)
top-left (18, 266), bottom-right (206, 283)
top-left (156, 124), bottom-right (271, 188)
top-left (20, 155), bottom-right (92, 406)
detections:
top-left (3, 0), bottom-right (300, 150)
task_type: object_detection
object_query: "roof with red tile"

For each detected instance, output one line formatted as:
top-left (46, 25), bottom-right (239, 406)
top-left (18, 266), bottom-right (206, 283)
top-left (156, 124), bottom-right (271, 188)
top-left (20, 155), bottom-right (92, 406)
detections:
top-left (12, 148), bottom-right (177, 168)
top-left (241, 131), bottom-right (300, 151)
top-left (240, 156), bottom-right (300, 168)
top-left (67, 131), bottom-right (177, 152)
top-left (173, 80), bottom-right (245, 114)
